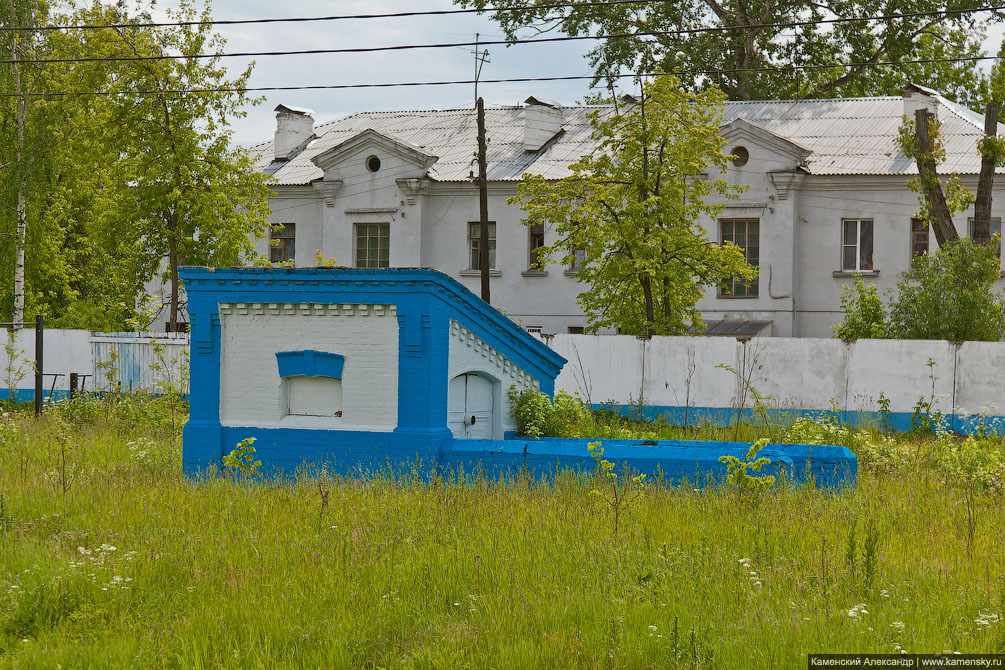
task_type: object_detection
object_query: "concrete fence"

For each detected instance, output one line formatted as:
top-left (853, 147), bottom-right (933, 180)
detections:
top-left (540, 334), bottom-right (1005, 433)
top-left (1, 330), bottom-right (189, 401)
top-left (5, 328), bottom-right (1005, 434)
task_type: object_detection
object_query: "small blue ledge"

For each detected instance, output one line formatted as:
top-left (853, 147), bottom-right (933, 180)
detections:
top-left (275, 350), bottom-right (345, 379)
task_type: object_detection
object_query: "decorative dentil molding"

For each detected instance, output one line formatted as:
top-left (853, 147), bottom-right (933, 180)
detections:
top-left (219, 302), bottom-right (395, 318)
top-left (450, 319), bottom-right (539, 391)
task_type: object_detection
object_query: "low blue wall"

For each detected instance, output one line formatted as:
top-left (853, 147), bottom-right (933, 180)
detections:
top-left (0, 389), bottom-right (70, 403)
top-left (594, 404), bottom-right (1005, 436)
top-left (193, 426), bottom-right (856, 489)
top-left (440, 437), bottom-right (856, 488)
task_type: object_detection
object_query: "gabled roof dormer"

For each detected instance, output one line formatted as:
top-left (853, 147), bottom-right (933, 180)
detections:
top-left (719, 118), bottom-right (812, 168)
top-left (310, 128), bottom-right (439, 180)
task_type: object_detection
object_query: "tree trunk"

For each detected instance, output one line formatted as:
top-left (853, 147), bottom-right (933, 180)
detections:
top-left (973, 102), bottom-right (1000, 246)
top-left (914, 109), bottom-right (960, 247)
top-left (10, 34), bottom-right (26, 329)
top-left (168, 215), bottom-right (179, 330)
top-left (639, 93), bottom-right (655, 336)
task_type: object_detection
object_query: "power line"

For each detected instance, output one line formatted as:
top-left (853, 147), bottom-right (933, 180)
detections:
top-left (2, 0), bottom-right (654, 32)
top-left (2, 4), bottom-right (1001, 66)
top-left (4, 55), bottom-right (1005, 97)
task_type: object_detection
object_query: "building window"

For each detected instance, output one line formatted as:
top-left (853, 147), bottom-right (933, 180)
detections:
top-left (525, 325), bottom-right (543, 334)
top-left (568, 326), bottom-right (584, 334)
top-left (528, 224), bottom-right (545, 269)
top-left (569, 248), bottom-right (587, 271)
top-left (355, 222), bottom-right (389, 269)
top-left (468, 222), bottom-right (496, 270)
top-left (270, 223), bottom-right (295, 263)
top-left (911, 218), bottom-right (929, 264)
top-left (719, 219), bottom-right (759, 297)
top-left (967, 217), bottom-right (1002, 259)
top-left (842, 219), bottom-right (874, 271)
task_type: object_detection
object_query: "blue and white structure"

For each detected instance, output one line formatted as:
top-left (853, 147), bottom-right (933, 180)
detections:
top-left (181, 266), bottom-right (856, 487)
top-left (181, 266), bottom-right (566, 475)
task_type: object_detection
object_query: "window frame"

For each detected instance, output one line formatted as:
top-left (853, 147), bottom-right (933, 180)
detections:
top-left (468, 221), bottom-right (497, 271)
top-left (842, 218), bottom-right (874, 272)
top-left (967, 216), bottom-right (1002, 264)
top-left (528, 224), bottom-right (545, 270)
top-left (910, 218), bottom-right (929, 266)
top-left (354, 222), bottom-right (390, 269)
top-left (718, 218), bottom-right (760, 298)
top-left (270, 223), bottom-right (296, 263)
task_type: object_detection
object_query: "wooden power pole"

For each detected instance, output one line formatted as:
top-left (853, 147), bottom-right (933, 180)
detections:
top-left (476, 97), bottom-right (490, 304)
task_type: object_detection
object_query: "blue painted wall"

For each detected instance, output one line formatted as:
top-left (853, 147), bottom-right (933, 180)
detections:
top-left (592, 403), bottom-right (1002, 436)
top-left (440, 437), bottom-right (856, 489)
top-left (180, 267), bottom-right (567, 475)
top-left (179, 267), bottom-right (856, 488)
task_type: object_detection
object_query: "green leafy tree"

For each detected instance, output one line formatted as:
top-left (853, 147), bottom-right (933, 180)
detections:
top-left (0, 0), bottom-right (71, 327)
top-left (64, 1), bottom-right (272, 329)
top-left (3, 0), bottom-right (271, 331)
top-left (833, 276), bottom-right (887, 340)
top-left (512, 74), bottom-right (755, 336)
top-left (455, 0), bottom-right (994, 102)
top-left (887, 237), bottom-right (1005, 341)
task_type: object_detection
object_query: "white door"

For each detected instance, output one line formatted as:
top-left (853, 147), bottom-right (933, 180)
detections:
top-left (447, 373), bottom-right (494, 439)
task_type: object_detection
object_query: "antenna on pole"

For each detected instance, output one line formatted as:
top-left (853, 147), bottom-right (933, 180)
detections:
top-left (472, 32), bottom-right (490, 106)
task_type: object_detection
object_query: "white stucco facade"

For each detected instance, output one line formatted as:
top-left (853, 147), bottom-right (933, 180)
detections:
top-left (239, 88), bottom-right (1005, 339)
top-left (217, 302), bottom-right (399, 431)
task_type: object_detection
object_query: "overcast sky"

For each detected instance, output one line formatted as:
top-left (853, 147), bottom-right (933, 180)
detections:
top-left (148, 0), bottom-right (1005, 148)
top-left (149, 0), bottom-right (599, 147)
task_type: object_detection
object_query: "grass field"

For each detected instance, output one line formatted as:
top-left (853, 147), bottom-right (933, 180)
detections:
top-left (1, 398), bottom-right (1004, 669)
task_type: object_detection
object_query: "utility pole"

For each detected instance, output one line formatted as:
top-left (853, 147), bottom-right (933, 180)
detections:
top-left (11, 33), bottom-right (27, 329)
top-left (472, 33), bottom-right (489, 107)
top-left (476, 97), bottom-right (490, 304)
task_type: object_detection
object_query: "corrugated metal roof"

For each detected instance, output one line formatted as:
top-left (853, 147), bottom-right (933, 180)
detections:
top-left (253, 93), bottom-right (996, 186)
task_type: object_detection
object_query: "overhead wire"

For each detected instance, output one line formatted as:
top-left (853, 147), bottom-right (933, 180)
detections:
top-left (5, 57), bottom-right (1005, 97)
top-left (1, 4), bottom-right (1002, 65)
top-left (2, 0), bottom-right (666, 32)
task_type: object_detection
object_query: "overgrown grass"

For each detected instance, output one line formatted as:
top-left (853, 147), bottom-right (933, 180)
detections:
top-left (1, 399), bottom-right (1004, 668)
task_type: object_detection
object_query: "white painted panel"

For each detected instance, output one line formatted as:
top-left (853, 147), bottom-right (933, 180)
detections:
top-left (219, 304), bottom-right (397, 431)
top-left (447, 319), bottom-right (538, 437)
top-left (465, 374), bottom-right (494, 439)
top-left (288, 376), bottom-right (342, 417)
top-left (447, 374), bottom-right (467, 438)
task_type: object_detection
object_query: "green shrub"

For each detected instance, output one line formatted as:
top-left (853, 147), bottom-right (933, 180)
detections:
top-left (508, 387), bottom-right (589, 438)
top-left (833, 275), bottom-right (887, 340)
top-left (888, 237), bottom-right (1005, 341)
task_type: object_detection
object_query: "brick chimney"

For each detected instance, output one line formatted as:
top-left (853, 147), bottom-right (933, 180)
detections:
top-left (903, 84), bottom-right (938, 122)
top-left (274, 104), bottom-right (315, 161)
top-left (524, 97), bottom-right (563, 152)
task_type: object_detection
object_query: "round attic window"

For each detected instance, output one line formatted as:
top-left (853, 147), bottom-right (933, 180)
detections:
top-left (731, 146), bottom-right (749, 167)
top-left (366, 155), bottom-right (381, 172)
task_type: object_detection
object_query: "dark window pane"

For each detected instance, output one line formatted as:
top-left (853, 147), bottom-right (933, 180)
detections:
top-left (844, 220), bottom-right (857, 245)
top-left (843, 245), bottom-right (857, 271)
top-left (860, 220), bottom-right (873, 270)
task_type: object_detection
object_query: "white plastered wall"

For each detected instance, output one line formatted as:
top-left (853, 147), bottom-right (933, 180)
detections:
top-left (219, 302), bottom-right (398, 431)
top-left (447, 319), bottom-right (539, 436)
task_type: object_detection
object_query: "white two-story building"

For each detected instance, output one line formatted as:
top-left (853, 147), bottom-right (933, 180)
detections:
top-left (246, 84), bottom-right (1004, 338)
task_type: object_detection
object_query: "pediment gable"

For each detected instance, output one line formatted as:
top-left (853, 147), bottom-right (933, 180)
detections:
top-left (311, 128), bottom-right (439, 176)
top-left (719, 118), bottom-right (811, 165)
